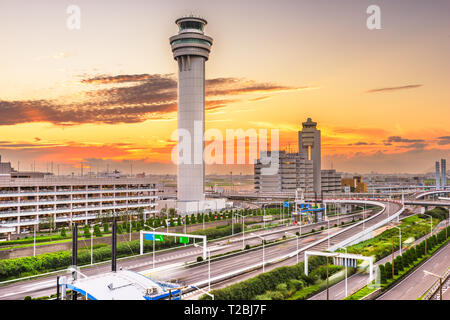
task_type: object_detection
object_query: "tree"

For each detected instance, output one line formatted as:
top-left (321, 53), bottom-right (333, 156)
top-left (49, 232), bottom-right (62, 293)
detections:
top-left (103, 223), bottom-right (109, 233)
top-left (385, 262), bottom-right (392, 279)
top-left (379, 264), bottom-right (386, 284)
top-left (83, 225), bottom-right (90, 238)
top-left (177, 216), bottom-right (181, 226)
top-left (94, 225), bottom-right (102, 237)
top-left (60, 226), bottom-right (67, 237)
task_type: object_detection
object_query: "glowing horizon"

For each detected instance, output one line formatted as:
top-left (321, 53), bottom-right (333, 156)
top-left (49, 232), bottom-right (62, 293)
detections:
top-left (0, 0), bottom-right (449, 175)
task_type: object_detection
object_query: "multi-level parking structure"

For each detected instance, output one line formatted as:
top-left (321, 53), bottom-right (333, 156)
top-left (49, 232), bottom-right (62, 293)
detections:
top-left (0, 177), bottom-right (158, 237)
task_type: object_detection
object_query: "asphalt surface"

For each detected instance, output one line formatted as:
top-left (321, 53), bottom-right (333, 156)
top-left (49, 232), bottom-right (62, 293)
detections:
top-left (309, 207), bottom-right (450, 300)
top-left (0, 200), bottom-right (404, 300)
top-left (0, 211), bottom-right (367, 300)
top-left (377, 242), bottom-right (450, 300)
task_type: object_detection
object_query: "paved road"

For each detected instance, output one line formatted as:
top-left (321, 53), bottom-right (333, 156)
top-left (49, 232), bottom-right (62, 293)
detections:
top-left (377, 242), bottom-right (450, 300)
top-left (0, 200), bottom-right (401, 300)
top-left (0, 211), bottom-right (368, 300)
top-left (309, 207), bottom-right (449, 300)
top-left (183, 201), bottom-right (402, 299)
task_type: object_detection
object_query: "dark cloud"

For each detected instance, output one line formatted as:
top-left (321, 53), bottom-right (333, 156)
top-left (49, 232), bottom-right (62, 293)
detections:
top-left (398, 142), bottom-right (428, 150)
top-left (81, 74), bottom-right (154, 84)
top-left (366, 84), bottom-right (423, 93)
top-left (0, 74), bottom-right (305, 126)
top-left (385, 136), bottom-right (425, 144)
top-left (437, 136), bottom-right (450, 145)
top-left (348, 142), bottom-right (376, 146)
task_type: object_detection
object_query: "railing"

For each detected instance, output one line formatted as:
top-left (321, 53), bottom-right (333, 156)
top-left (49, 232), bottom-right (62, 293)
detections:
top-left (422, 267), bottom-right (450, 300)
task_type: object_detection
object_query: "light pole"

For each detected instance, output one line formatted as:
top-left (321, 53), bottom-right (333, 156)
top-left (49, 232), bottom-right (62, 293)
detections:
top-left (235, 213), bottom-right (245, 250)
top-left (393, 225), bottom-right (402, 256)
top-left (363, 202), bottom-right (366, 230)
top-left (252, 233), bottom-right (265, 272)
top-left (285, 232), bottom-right (299, 264)
top-left (336, 246), bottom-right (348, 297)
top-left (424, 213), bottom-right (433, 254)
top-left (90, 222), bottom-right (102, 265)
top-left (194, 243), bottom-right (211, 291)
top-left (327, 217), bottom-right (330, 249)
top-left (262, 204), bottom-right (268, 230)
top-left (148, 226), bottom-right (163, 269)
top-left (33, 223), bottom-right (36, 257)
top-left (423, 270), bottom-right (444, 300)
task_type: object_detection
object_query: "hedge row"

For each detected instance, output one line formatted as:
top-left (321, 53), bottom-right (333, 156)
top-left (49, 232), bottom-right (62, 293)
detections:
top-left (379, 225), bottom-right (450, 283)
top-left (199, 256), bottom-right (330, 300)
top-left (0, 223), bottom-right (242, 281)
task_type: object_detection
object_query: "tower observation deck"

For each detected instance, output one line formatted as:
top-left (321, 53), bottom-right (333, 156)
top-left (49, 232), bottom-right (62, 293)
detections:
top-left (170, 16), bottom-right (213, 203)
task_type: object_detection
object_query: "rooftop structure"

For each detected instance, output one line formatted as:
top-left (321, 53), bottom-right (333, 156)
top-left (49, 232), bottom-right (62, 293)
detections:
top-left (64, 269), bottom-right (182, 300)
top-left (298, 118), bottom-right (321, 195)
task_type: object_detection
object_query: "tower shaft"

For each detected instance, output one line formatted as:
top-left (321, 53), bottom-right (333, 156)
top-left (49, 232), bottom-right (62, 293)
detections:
top-left (170, 16), bottom-right (213, 203)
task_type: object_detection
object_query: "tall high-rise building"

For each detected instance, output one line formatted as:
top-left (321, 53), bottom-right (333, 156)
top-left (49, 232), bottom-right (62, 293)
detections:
top-left (441, 159), bottom-right (447, 188)
top-left (436, 161), bottom-right (441, 190)
top-left (298, 118), bottom-right (321, 195)
top-left (254, 151), bottom-right (314, 194)
top-left (170, 16), bottom-right (213, 203)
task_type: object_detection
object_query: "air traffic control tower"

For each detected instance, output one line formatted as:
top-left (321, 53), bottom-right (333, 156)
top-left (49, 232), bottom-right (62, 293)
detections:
top-left (170, 16), bottom-right (221, 213)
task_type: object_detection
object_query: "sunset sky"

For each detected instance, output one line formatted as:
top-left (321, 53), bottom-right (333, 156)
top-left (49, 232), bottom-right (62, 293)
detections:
top-left (0, 0), bottom-right (449, 175)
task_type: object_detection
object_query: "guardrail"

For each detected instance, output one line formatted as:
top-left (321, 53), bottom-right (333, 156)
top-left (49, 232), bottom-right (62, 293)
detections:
top-left (328, 201), bottom-right (404, 251)
top-left (422, 267), bottom-right (450, 300)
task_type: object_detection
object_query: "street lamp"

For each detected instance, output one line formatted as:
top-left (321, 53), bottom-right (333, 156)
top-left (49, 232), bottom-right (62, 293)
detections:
top-left (423, 270), bottom-right (444, 300)
top-left (251, 233), bottom-right (265, 272)
top-left (363, 202), bottom-right (366, 230)
top-left (235, 212), bottom-right (245, 250)
top-left (392, 225), bottom-right (402, 256)
top-left (148, 226), bottom-right (164, 269)
top-left (194, 243), bottom-right (212, 291)
top-left (336, 246), bottom-right (348, 297)
top-left (327, 217), bottom-right (331, 249)
top-left (90, 222), bottom-right (102, 265)
top-left (262, 204), bottom-right (268, 230)
top-left (325, 253), bottom-right (339, 300)
top-left (33, 222), bottom-right (36, 257)
top-left (285, 232), bottom-right (299, 264)
top-left (423, 213), bottom-right (433, 254)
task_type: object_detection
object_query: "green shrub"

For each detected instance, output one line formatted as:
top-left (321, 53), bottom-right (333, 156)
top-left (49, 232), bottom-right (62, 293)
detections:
top-left (378, 264), bottom-right (386, 284)
top-left (385, 262), bottom-right (392, 279)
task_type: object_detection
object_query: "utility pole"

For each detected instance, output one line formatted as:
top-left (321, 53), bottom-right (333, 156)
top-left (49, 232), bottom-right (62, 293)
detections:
top-left (326, 257), bottom-right (329, 300)
top-left (230, 171), bottom-right (233, 193)
top-left (392, 236), bottom-right (395, 277)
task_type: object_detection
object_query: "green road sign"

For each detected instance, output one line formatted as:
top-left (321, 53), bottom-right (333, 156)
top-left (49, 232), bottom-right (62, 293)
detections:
top-left (179, 236), bottom-right (189, 244)
top-left (155, 234), bottom-right (164, 241)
